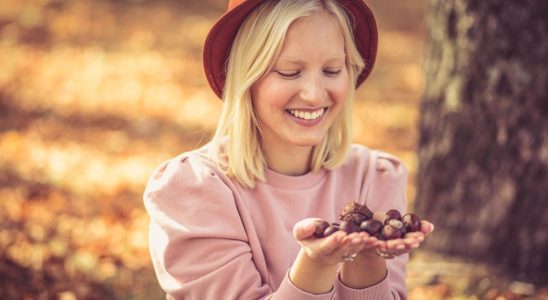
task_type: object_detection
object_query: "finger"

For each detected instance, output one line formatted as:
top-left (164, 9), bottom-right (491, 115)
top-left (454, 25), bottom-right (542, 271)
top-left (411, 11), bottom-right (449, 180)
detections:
top-left (409, 242), bottom-right (420, 249)
top-left (348, 233), bottom-right (368, 252)
top-left (330, 233), bottom-right (363, 257)
top-left (318, 231), bottom-right (347, 254)
top-left (403, 232), bottom-right (424, 243)
top-left (362, 235), bottom-right (380, 248)
top-left (339, 233), bottom-right (377, 258)
top-left (374, 234), bottom-right (422, 253)
top-left (293, 218), bottom-right (322, 240)
top-left (339, 232), bottom-right (362, 250)
top-left (404, 231), bottom-right (423, 239)
top-left (420, 221), bottom-right (435, 236)
top-left (402, 236), bottom-right (422, 249)
top-left (385, 238), bottom-right (406, 249)
top-left (376, 240), bottom-right (388, 252)
top-left (394, 234), bottom-right (425, 252)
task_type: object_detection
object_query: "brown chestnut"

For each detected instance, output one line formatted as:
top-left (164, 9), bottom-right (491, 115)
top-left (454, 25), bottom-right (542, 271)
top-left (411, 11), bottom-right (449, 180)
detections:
top-left (386, 219), bottom-right (407, 236)
top-left (340, 220), bottom-right (360, 234)
top-left (341, 213), bottom-right (368, 224)
top-left (313, 220), bottom-right (330, 238)
top-left (402, 213), bottom-right (421, 232)
top-left (360, 219), bottom-right (383, 235)
top-left (323, 223), bottom-right (340, 237)
top-left (340, 202), bottom-right (373, 224)
top-left (331, 203), bottom-right (424, 240)
top-left (372, 212), bottom-right (386, 224)
top-left (381, 224), bottom-right (402, 240)
top-left (385, 209), bottom-right (402, 224)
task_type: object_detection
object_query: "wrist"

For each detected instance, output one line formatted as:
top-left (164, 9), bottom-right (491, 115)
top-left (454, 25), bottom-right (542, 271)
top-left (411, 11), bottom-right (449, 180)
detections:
top-left (358, 248), bottom-right (380, 259)
top-left (348, 249), bottom-right (386, 267)
top-left (340, 250), bottom-right (387, 289)
top-left (289, 249), bottom-right (339, 294)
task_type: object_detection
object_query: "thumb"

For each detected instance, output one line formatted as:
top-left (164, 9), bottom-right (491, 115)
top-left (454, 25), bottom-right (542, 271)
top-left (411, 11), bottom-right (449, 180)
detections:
top-left (293, 218), bottom-right (321, 241)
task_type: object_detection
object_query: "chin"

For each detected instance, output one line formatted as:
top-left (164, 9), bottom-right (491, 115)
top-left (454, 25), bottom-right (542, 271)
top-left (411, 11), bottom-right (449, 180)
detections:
top-left (291, 137), bottom-right (324, 147)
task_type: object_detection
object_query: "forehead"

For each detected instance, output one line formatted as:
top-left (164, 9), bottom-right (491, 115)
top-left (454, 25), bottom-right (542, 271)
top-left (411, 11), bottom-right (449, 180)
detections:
top-left (277, 11), bottom-right (346, 62)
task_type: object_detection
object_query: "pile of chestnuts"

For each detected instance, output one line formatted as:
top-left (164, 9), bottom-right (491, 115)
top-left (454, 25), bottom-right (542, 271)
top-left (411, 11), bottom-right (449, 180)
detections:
top-left (313, 202), bottom-right (421, 240)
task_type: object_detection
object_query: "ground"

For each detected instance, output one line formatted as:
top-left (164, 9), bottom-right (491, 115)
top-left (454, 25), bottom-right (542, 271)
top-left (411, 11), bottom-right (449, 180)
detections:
top-left (0, 0), bottom-right (546, 299)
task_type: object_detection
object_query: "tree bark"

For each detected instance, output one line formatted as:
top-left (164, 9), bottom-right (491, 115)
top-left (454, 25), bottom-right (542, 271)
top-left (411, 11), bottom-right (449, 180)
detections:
top-left (416, 0), bottom-right (548, 284)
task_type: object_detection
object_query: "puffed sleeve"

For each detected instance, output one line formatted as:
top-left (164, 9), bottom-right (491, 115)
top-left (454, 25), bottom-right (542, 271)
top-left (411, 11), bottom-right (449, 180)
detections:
top-left (371, 151), bottom-right (408, 214)
top-left (143, 154), bottom-right (270, 299)
top-left (144, 155), bottom-right (337, 300)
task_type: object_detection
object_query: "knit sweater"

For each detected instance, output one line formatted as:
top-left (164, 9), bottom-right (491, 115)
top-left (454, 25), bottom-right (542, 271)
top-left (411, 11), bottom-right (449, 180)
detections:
top-left (144, 143), bottom-right (408, 300)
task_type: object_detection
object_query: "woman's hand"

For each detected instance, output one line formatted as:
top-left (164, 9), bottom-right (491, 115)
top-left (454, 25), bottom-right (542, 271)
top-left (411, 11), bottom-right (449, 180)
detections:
top-left (375, 220), bottom-right (435, 259)
top-left (293, 218), bottom-right (378, 265)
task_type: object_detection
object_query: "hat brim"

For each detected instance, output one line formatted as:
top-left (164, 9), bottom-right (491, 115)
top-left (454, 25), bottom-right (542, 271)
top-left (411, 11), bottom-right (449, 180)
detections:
top-left (203, 0), bottom-right (378, 99)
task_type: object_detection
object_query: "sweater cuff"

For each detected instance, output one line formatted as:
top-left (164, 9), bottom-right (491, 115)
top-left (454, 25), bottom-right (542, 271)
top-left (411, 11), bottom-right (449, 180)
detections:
top-left (334, 271), bottom-right (393, 300)
top-left (273, 270), bottom-right (335, 300)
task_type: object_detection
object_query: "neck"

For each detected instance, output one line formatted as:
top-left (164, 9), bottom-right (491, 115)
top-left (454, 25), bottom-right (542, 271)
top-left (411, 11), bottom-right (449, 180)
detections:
top-left (262, 142), bottom-right (314, 176)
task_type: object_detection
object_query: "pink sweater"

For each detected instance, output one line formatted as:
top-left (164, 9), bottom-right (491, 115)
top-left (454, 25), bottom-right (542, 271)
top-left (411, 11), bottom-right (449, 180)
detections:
top-left (144, 143), bottom-right (408, 299)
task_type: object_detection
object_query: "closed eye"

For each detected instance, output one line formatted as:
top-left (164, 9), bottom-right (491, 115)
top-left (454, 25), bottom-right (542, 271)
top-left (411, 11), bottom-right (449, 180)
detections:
top-left (324, 69), bottom-right (342, 76)
top-left (276, 71), bottom-right (300, 79)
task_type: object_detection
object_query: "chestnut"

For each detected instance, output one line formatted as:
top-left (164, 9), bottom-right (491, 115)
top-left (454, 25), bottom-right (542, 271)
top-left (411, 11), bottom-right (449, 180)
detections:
top-left (313, 220), bottom-right (330, 238)
top-left (402, 213), bottom-right (421, 232)
top-left (340, 220), bottom-right (361, 234)
top-left (385, 209), bottom-right (402, 224)
top-left (372, 212), bottom-right (386, 224)
top-left (360, 219), bottom-right (383, 235)
top-left (386, 219), bottom-right (407, 236)
top-left (340, 202), bottom-right (373, 223)
top-left (341, 213), bottom-right (368, 224)
top-left (381, 224), bottom-right (402, 240)
top-left (323, 223), bottom-right (340, 237)
top-left (334, 202), bottom-right (425, 240)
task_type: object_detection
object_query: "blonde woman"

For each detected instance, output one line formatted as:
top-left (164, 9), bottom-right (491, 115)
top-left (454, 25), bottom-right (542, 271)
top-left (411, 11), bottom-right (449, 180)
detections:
top-left (144, 0), bottom-right (434, 299)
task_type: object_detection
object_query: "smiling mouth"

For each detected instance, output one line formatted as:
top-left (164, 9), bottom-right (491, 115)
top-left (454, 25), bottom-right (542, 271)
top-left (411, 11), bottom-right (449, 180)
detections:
top-left (287, 108), bottom-right (327, 120)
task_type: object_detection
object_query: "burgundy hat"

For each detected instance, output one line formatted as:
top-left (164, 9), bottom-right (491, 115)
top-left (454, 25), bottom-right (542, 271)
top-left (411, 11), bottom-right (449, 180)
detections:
top-left (203, 0), bottom-right (378, 99)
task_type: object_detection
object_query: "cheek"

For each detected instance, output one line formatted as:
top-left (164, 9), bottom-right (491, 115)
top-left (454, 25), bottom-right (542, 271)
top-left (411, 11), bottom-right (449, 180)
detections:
top-left (332, 77), bottom-right (350, 104)
top-left (252, 79), bottom-right (294, 111)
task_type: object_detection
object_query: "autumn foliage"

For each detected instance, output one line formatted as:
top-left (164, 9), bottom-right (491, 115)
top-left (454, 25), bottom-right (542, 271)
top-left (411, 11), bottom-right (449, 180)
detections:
top-left (1, 0), bottom-right (545, 299)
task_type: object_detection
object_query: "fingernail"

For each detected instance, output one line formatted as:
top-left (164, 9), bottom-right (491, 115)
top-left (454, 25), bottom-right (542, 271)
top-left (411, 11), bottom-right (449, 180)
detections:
top-left (396, 245), bottom-right (405, 250)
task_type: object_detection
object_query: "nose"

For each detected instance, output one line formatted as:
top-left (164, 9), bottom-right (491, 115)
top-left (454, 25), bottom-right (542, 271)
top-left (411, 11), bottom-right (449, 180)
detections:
top-left (299, 74), bottom-right (327, 103)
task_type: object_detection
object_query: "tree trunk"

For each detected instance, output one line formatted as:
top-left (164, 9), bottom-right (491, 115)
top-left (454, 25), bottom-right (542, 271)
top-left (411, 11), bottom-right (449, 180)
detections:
top-left (416, 0), bottom-right (548, 284)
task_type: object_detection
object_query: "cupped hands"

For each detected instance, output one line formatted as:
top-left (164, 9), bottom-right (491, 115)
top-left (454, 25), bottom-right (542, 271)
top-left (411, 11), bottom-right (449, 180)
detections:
top-left (294, 218), bottom-right (434, 263)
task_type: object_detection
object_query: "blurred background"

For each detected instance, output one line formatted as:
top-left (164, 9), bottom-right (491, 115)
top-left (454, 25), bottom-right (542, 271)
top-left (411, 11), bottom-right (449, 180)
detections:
top-left (0, 0), bottom-right (546, 299)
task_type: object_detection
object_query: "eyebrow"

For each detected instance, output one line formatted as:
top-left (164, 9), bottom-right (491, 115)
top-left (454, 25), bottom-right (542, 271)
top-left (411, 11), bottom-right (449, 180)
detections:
top-left (276, 56), bottom-right (346, 65)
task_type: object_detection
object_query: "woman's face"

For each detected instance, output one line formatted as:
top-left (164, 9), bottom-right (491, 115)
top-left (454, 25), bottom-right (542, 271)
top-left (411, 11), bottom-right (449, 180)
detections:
top-left (251, 11), bottom-right (350, 152)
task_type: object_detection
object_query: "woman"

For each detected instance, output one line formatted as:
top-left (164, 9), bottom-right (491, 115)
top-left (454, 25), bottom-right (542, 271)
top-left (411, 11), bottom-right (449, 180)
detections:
top-left (144, 0), bottom-right (434, 299)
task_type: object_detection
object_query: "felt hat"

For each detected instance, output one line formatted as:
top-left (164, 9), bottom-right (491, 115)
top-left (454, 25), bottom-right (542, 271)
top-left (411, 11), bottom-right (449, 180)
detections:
top-left (203, 0), bottom-right (378, 99)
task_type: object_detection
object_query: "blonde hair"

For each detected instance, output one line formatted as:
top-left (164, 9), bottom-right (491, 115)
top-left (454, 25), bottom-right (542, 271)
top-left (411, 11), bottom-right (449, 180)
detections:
top-left (210, 0), bottom-right (365, 188)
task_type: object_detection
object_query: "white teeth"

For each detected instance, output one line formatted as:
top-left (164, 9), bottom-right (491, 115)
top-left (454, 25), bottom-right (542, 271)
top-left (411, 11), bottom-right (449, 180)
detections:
top-left (289, 108), bottom-right (325, 120)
